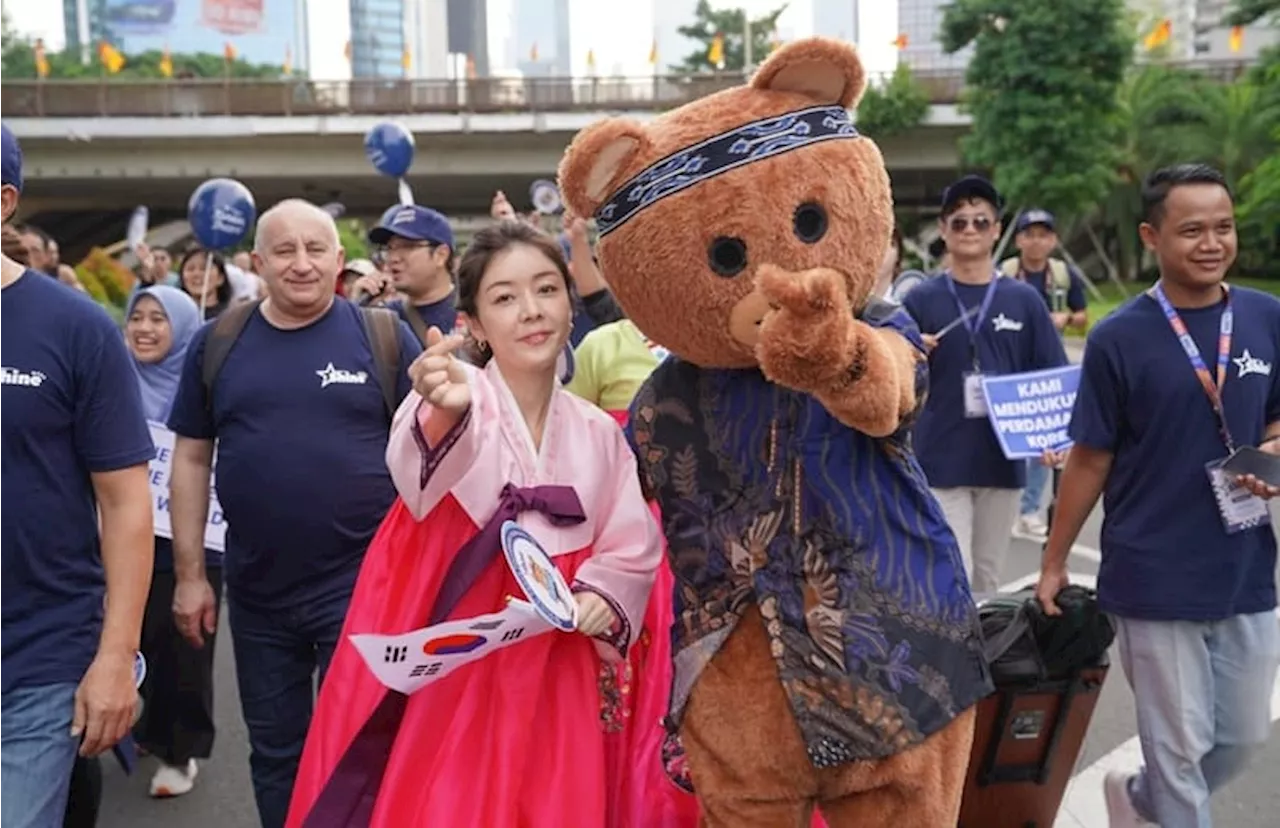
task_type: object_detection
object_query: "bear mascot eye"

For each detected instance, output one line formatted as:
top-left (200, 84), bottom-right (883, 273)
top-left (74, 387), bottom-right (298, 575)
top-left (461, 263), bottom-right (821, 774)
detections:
top-left (707, 236), bottom-right (749, 277)
top-left (793, 202), bottom-right (828, 244)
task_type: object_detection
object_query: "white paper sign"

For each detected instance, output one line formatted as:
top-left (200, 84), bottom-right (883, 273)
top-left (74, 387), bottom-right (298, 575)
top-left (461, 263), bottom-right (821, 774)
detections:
top-left (147, 422), bottom-right (226, 553)
top-left (350, 599), bottom-right (555, 695)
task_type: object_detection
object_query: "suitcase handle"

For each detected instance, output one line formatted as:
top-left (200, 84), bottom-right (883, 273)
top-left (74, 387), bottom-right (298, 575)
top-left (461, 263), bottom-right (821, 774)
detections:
top-left (975, 673), bottom-right (1101, 787)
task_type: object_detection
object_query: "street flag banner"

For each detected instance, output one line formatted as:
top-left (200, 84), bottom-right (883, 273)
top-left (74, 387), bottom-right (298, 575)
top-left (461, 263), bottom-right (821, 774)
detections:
top-left (980, 366), bottom-right (1081, 460)
top-left (350, 600), bottom-right (556, 695)
top-left (147, 422), bottom-right (227, 552)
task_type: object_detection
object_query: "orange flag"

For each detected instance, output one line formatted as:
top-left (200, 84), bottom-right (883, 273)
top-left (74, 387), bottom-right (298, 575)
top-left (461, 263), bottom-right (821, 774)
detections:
top-left (1143, 19), bottom-right (1172, 50)
top-left (648, 38), bottom-right (658, 66)
top-left (223, 42), bottom-right (237, 62)
top-left (34, 38), bottom-right (50, 78)
top-left (708, 33), bottom-right (724, 67)
top-left (402, 49), bottom-right (411, 71)
top-left (1229, 25), bottom-right (1244, 53)
top-left (892, 33), bottom-right (908, 50)
top-left (343, 40), bottom-right (353, 63)
top-left (159, 46), bottom-right (173, 78)
top-left (530, 42), bottom-right (539, 62)
top-left (98, 41), bottom-right (126, 74)
top-left (465, 55), bottom-right (476, 79)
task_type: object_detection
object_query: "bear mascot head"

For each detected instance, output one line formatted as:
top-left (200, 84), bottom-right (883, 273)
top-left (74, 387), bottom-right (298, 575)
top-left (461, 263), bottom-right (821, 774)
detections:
top-left (558, 38), bottom-right (913, 436)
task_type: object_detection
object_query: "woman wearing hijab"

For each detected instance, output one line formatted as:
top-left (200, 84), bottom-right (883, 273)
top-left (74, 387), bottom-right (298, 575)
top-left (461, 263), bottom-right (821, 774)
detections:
top-left (124, 285), bottom-right (224, 798)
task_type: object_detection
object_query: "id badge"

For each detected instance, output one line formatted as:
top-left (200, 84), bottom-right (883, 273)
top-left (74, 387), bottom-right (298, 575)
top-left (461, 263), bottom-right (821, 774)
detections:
top-left (1206, 460), bottom-right (1271, 535)
top-left (963, 372), bottom-right (989, 419)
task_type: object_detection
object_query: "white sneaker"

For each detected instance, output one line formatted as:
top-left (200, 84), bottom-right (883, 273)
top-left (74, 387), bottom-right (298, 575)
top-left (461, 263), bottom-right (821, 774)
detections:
top-left (1104, 770), bottom-right (1153, 827)
top-left (1016, 514), bottom-right (1048, 538)
top-left (149, 759), bottom-right (198, 798)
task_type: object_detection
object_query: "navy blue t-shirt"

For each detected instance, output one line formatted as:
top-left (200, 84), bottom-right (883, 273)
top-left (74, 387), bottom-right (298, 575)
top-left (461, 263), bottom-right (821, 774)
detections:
top-left (903, 275), bottom-right (1068, 489)
top-left (167, 299), bottom-right (421, 609)
top-left (1070, 286), bottom-right (1280, 621)
top-left (2, 271), bottom-right (155, 693)
top-left (388, 295), bottom-right (457, 340)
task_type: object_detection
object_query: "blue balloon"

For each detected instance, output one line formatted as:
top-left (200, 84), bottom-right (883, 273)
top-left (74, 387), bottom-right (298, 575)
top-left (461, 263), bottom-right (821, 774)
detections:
top-left (187, 178), bottom-right (256, 251)
top-left (364, 122), bottom-right (415, 178)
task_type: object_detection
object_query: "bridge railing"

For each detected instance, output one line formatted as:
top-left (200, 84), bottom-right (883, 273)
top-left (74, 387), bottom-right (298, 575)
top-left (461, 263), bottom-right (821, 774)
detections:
top-left (1, 60), bottom-right (1253, 119)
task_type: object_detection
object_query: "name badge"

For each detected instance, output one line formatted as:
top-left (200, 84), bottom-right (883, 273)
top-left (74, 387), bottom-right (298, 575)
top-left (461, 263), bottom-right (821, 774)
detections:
top-left (963, 372), bottom-right (989, 419)
top-left (1206, 460), bottom-right (1271, 535)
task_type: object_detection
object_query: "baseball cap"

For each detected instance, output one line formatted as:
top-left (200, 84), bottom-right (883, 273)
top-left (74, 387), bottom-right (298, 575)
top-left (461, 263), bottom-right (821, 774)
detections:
top-left (941, 174), bottom-right (1002, 214)
top-left (341, 258), bottom-right (378, 277)
top-left (368, 204), bottom-right (455, 249)
top-left (1, 124), bottom-right (23, 194)
top-left (1015, 208), bottom-right (1056, 233)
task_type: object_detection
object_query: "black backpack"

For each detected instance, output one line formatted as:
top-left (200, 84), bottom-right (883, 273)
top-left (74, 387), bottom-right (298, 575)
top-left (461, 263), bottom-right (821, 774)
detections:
top-left (980, 586), bottom-right (1115, 685)
top-left (200, 299), bottom-right (402, 421)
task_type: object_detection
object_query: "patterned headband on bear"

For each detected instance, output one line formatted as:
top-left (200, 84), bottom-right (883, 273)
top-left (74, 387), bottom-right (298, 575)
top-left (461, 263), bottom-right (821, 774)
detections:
top-left (593, 104), bottom-right (860, 238)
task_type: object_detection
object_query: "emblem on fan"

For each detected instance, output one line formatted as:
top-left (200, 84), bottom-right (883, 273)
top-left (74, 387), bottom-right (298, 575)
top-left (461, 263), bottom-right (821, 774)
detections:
top-left (530, 179), bottom-right (563, 215)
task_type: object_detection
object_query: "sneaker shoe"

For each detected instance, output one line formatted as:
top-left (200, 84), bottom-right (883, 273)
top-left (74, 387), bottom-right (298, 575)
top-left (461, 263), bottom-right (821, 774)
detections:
top-left (1104, 770), bottom-right (1153, 827)
top-left (1016, 514), bottom-right (1048, 538)
top-left (149, 759), bottom-right (198, 798)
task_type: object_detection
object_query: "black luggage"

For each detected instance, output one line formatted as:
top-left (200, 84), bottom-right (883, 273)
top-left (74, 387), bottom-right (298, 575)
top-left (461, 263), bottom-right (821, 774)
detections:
top-left (958, 586), bottom-right (1115, 828)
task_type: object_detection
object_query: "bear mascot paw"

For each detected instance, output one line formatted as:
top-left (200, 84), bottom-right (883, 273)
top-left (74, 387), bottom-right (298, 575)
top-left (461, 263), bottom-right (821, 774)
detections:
top-left (560, 37), bottom-right (991, 828)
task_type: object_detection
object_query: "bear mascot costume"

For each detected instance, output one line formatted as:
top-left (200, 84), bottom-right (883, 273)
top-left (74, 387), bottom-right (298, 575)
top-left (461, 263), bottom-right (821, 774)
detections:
top-left (559, 37), bottom-right (993, 827)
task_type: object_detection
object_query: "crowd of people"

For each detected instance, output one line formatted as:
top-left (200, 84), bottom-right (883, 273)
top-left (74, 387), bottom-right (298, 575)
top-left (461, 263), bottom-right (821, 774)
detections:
top-left (1, 72), bottom-right (1277, 828)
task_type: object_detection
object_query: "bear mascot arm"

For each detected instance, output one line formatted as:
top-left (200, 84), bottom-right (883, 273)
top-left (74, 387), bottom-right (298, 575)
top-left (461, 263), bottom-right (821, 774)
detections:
top-left (558, 39), bottom-right (921, 437)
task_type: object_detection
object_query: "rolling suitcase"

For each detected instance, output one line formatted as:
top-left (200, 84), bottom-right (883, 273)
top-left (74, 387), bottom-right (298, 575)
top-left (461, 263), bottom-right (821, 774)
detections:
top-left (958, 587), bottom-right (1114, 828)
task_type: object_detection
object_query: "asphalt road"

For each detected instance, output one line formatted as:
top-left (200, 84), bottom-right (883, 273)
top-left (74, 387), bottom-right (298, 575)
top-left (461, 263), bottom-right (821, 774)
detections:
top-left (95, 500), bottom-right (1280, 828)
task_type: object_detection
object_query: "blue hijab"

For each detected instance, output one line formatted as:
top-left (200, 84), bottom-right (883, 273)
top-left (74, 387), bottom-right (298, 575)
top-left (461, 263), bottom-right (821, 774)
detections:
top-left (127, 285), bottom-right (201, 423)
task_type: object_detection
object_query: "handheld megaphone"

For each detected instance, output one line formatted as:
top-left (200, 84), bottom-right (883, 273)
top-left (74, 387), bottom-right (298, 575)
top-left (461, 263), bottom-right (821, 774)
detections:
top-left (530, 179), bottom-right (563, 215)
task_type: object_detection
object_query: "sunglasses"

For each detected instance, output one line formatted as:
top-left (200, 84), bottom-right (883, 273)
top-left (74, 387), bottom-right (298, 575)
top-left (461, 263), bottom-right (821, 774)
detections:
top-left (948, 216), bottom-right (994, 233)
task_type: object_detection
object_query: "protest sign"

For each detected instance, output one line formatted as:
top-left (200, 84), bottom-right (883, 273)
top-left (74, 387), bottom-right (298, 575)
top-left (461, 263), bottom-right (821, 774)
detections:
top-left (981, 366), bottom-right (1082, 460)
top-left (147, 422), bottom-right (226, 552)
top-left (350, 599), bottom-right (555, 695)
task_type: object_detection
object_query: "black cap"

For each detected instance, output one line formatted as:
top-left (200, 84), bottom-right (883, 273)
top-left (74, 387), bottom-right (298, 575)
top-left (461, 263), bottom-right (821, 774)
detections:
top-left (941, 174), bottom-right (1003, 214)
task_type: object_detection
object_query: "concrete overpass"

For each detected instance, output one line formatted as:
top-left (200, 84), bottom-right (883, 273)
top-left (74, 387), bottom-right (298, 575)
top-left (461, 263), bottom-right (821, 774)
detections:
top-left (0, 60), bottom-right (1251, 257)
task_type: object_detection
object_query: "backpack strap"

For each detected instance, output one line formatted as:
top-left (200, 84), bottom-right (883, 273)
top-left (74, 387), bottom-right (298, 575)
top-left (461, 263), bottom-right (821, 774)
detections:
top-left (201, 299), bottom-right (263, 410)
top-left (360, 306), bottom-right (402, 421)
top-left (399, 301), bottom-right (431, 346)
top-left (998, 258), bottom-right (1020, 278)
top-left (1048, 258), bottom-right (1071, 291)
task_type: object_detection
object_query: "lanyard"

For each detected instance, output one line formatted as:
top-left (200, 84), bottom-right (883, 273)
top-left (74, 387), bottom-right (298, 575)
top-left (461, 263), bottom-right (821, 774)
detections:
top-left (944, 273), bottom-right (999, 370)
top-left (1150, 282), bottom-right (1235, 452)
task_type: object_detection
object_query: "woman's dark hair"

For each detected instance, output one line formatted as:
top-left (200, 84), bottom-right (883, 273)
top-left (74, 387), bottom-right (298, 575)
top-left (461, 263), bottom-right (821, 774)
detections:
top-left (456, 221), bottom-right (575, 366)
top-left (178, 245), bottom-right (232, 308)
top-left (890, 226), bottom-right (904, 276)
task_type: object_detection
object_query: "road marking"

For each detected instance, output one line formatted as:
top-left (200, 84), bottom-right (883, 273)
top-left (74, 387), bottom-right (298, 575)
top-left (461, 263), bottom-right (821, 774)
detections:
top-left (1057, 607), bottom-right (1280, 828)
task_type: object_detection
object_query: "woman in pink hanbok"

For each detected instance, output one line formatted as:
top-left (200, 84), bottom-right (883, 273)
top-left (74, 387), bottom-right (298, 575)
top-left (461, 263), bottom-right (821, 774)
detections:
top-left (286, 222), bottom-right (663, 828)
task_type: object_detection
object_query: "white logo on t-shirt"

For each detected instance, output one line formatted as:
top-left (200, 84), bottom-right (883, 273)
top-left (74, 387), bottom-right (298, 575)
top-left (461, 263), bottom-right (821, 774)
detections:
top-left (0, 366), bottom-right (47, 387)
top-left (991, 313), bottom-right (1024, 333)
top-left (316, 363), bottom-right (369, 388)
top-left (1233, 349), bottom-right (1273, 379)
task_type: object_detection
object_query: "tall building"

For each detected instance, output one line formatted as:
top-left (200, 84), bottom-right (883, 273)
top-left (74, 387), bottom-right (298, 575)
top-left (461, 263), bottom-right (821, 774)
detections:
top-left (350, 0), bottom-right (405, 77)
top-left (896, 0), bottom-right (970, 73)
top-left (509, 0), bottom-right (571, 76)
top-left (66, 0), bottom-right (308, 70)
top-left (446, 0), bottom-right (489, 76)
top-left (811, 0), bottom-right (857, 42)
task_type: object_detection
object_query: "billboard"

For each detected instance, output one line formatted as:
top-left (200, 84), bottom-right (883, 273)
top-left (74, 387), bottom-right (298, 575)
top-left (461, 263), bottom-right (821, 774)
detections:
top-left (101, 0), bottom-right (302, 68)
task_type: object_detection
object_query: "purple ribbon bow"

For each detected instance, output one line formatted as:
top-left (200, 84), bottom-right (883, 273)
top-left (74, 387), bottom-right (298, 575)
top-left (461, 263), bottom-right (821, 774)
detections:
top-left (302, 483), bottom-right (585, 828)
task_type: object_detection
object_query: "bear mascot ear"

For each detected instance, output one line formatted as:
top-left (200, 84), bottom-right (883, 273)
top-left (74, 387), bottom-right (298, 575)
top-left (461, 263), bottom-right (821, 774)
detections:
top-left (558, 119), bottom-right (652, 219)
top-left (750, 37), bottom-right (867, 109)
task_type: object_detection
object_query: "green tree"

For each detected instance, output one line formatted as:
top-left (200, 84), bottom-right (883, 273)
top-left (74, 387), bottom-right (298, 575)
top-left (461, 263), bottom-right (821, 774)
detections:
top-left (855, 64), bottom-right (930, 138)
top-left (675, 0), bottom-right (787, 73)
top-left (1238, 128), bottom-right (1280, 271)
top-left (1225, 0), bottom-right (1280, 25)
top-left (337, 220), bottom-right (371, 262)
top-left (940, 0), bottom-right (1133, 221)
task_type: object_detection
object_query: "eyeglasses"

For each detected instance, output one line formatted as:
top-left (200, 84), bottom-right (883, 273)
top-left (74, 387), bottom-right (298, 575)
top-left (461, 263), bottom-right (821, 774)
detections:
top-left (948, 216), bottom-right (994, 233)
top-left (378, 240), bottom-right (436, 258)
